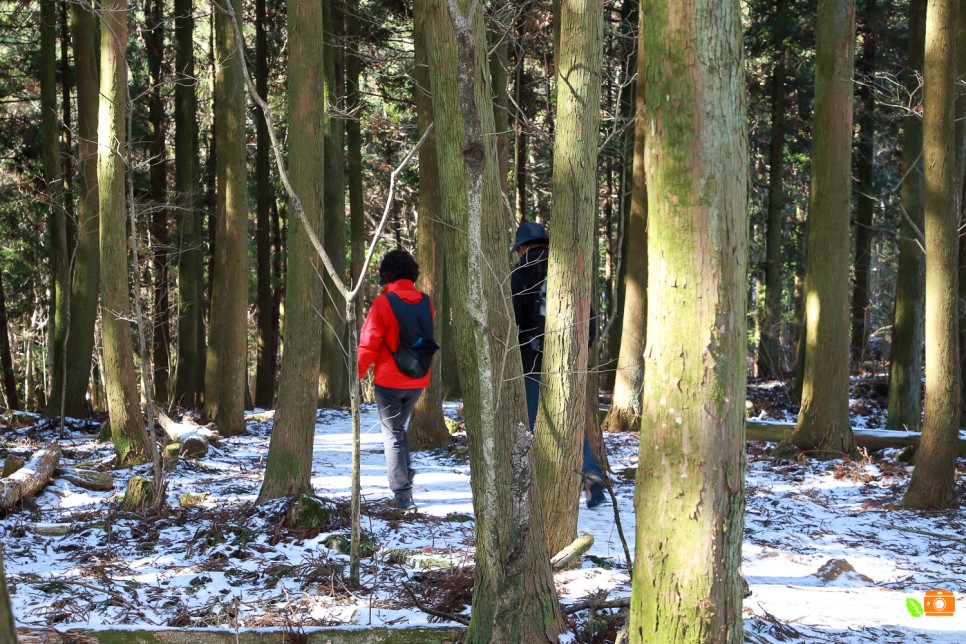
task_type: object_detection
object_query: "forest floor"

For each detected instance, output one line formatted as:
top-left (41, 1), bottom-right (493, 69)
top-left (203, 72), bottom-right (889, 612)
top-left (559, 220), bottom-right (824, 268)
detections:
top-left (1, 375), bottom-right (965, 643)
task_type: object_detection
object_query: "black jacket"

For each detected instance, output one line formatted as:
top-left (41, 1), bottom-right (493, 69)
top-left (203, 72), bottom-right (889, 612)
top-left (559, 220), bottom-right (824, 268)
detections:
top-left (510, 246), bottom-right (549, 352)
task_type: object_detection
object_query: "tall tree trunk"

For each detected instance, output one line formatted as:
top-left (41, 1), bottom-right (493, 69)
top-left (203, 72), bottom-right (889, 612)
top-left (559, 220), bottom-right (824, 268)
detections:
top-left (204, 0), bottom-right (248, 436)
top-left (790, 0), bottom-right (857, 458)
top-left (490, 32), bottom-right (510, 200)
top-left (0, 547), bottom-right (16, 644)
top-left (901, 0), bottom-right (959, 510)
top-left (602, 5), bottom-right (646, 434)
top-left (99, 0), bottom-right (150, 466)
top-left (0, 273), bottom-right (20, 410)
top-left (630, 0), bottom-right (747, 640)
top-left (513, 11), bottom-right (528, 224)
top-left (173, 0), bottom-right (205, 408)
top-left (61, 1), bottom-right (100, 418)
top-left (257, 0), bottom-right (326, 502)
top-left (535, 0), bottom-right (603, 556)
top-left (757, 0), bottom-right (789, 379)
top-left (42, 0), bottom-right (70, 416)
top-left (254, 0), bottom-right (275, 409)
top-left (59, 0), bottom-right (75, 242)
top-left (318, 0), bottom-right (348, 409)
top-left (886, 0), bottom-right (925, 431)
top-left (956, 0), bottom-right (966, 427)
top-left (144, 0), bottom-right (170, 404)
top-left (345, 0), bottom-right (365, 317)
top-left (425, 0), bottom-right (563, 639)
top-left (409, 0), bottom-right (450, 450)
top-left (850, 2), bottom-right (877, 365)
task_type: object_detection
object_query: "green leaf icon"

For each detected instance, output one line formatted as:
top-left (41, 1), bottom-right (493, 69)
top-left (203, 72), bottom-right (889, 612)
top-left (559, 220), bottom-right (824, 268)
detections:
top-left (907, 597), bottom-right (924, 618)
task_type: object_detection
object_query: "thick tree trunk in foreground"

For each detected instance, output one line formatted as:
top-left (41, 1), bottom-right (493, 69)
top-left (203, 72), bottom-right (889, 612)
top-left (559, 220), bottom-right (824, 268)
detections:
top-left (254, 0), bottom-right (275, 409)
top-left (173, 0), bottom-right (205, 408)
top-left (886, 0), bottom-right (925, 431)
top-left (850, 5), bottom-right (877, 365)
top-left (257, 0), bottom-right (325, 503)
top-left (318, 0), bottom-right (348, 409)
top-left (0, 547), bottom-right (16, 644)
top-left (757, 0), bottom-right (789, 379)
top-left (60, 2), bottom-right (100, 418)
top-left (424, 0), bottom-right (563, 639)
top-left (901, 0), bottom-right (959, 510)
top-left (535, 0), bottom-right (603, 557)
top-left (205, 0), bottom-right (248, 436)
top-left (98, 0), bottom-right (150, 466)
top-left (42, 0), bottom-right (69, 415)
top-left (602, 6), bottom-right (646, 433)
top-left (409, 0), bottom-right (450, 450)
top-left (630, 0), bottom-right (748, 641)
top-left (790, 0), bottom-right (857, 458)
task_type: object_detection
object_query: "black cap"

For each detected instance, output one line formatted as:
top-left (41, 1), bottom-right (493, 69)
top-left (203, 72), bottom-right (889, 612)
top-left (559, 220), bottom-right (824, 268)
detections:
top-left (510, 221), bottom-right (549, 254)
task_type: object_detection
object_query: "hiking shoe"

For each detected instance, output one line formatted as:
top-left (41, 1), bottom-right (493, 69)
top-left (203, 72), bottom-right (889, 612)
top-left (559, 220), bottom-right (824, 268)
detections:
top-left (586, 481), bottom-right (607, 509)
top-left (394, 490), bottom-right (417, 512)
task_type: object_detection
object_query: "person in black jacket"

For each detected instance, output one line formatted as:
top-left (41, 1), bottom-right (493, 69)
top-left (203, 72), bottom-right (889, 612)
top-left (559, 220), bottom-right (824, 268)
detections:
top-left (510, 222), bottom-right (607, 509)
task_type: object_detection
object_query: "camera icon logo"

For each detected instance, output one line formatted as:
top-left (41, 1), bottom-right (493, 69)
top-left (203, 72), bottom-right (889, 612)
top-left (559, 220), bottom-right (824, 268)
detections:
top-left (924, 590), bottom-right (956, 617)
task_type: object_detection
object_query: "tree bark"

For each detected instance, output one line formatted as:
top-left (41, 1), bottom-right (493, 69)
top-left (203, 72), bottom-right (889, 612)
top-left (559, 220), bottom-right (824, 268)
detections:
top-left (409, 0), bottom-right (451, 451)
top-left (790, 0), bottom-right (857, 458)
top-left (253, 0), bottom-right (275, 410)
top-left (257, 0), bottom-right (326, 503)
top-left (42, 0), bottom-right (70, 416)
top-left (345, 0), bottom-right (366, 323)
top-left (204, 0), bottom-right (249, 436)
top-left (901, 0), bottom-right (959, 510)
top-left (630, 0), bottom-right (747, 641)
top-left (535, 0), bottom-right (603, 557)
top-left (886, 0), bottom-right (925, 431)
top-left (318, 0), bottom-right (349, 409)
top-left (757, 0), bottom-right (789, 379)
top-left (850, 2), bottom-right (877, 365)
top-left (0, 547), bottom-right (16, 644)
top-left (98, 0), bottom-right (151, 466)
top-left (424, 0), bottom-right (564, 639)
top-left (0, 273), bottom-right (20, 410)
top-left (60, 2), bottom-right (100, 418)
top-left (602, 5), bottom-right (646, 434)
top-left (173, 0), bottom-right (205, 409)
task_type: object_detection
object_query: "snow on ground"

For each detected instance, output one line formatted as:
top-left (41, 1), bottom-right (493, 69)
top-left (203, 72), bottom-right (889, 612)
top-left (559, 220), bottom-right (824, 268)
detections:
top-left (1, 402), bottom-right (964, 642)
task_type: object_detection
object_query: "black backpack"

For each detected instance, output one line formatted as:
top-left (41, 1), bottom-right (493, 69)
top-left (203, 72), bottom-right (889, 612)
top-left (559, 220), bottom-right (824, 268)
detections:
top-left (385, 292), bottom-right (439, 378)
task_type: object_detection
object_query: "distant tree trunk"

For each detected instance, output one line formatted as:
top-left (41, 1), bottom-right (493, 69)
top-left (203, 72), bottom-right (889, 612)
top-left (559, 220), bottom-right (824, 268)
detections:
top-left (513, 12), bottom-right (528, 224)
top-left (345, 0), bottom-right (365, 314)
top-left (886, 0), bottom-right (925, 431)
top-left (253, 0), bottom-right (275, 409)
top-left (257, 0), bottom-right (325, 502)
top-left (425, 0), bottom-right (563, 639)
top-left (790, 0), bottom-right (857, 459)
top-left (409, 0), bottom-right (450, 450)
top-left (602, 5), bottom-right (645, 434)
top-left (59, 0), bottom-right (75, 239)
top-left (173, 0), bottom-right (205, 408)
top-left (204, 0), bottom-right (248, 436)
top-left (144, 0), bottom-right (170, 404)
top-left (630, 0), bottom-right (747, 640)
top-left (757, 0), bottom-right (789, 379)
top-left (490, 33), bottom-right (510, 199)
top-left (318, 0), bottom-right (348, 409)
top-left (42, 0), bottom-right (70, 415)
top-left (61, 1), bottom-right (100, 418)
top-left (0, 274), bottom-right (20, 410)
top-left (535, 0), bottom-right (603, 556)
top-left (98, 0), bottom-right (150, 466)
top-left (850, 2), bottom-right (877, 365)
top-left (901, 0), bottom-right (959, 510)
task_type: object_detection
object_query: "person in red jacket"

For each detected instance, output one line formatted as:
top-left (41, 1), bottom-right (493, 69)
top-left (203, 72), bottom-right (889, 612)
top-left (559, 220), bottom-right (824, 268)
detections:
top-left (358, 250), bottom-right (434, 511)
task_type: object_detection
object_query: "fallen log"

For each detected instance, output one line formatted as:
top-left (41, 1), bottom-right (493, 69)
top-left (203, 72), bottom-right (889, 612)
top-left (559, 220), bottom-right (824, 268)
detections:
top-left (745, 421), bottom-right (966, 457)
top-left (551, 533), bottom-right (594, 571)
top-left (155, 407), bottom-right (221, 458)
top-left (0, 443), bottom-right (61, 510)
top-left (54, 467), bottom-right (115, 491)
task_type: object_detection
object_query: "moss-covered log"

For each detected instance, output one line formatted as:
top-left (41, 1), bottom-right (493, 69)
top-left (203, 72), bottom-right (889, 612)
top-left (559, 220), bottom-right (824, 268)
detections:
top-left (54, 468), bottom-right (115, 491)
top-left (120, 476), bottom-right (157, 512)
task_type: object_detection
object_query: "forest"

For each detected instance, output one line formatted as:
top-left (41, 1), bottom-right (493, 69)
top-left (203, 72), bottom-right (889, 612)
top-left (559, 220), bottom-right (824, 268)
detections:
top-left (0, 0), bottom-right (964, 642)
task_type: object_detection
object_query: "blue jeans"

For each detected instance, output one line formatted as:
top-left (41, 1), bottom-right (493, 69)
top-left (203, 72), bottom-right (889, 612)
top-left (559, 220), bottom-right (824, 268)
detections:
top-left (523, 352), bottom-right (604, 481)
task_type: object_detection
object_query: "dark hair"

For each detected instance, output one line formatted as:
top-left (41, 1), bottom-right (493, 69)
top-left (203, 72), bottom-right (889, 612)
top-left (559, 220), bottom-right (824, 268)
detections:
top-left (379, 249), bottom-right (420, 284)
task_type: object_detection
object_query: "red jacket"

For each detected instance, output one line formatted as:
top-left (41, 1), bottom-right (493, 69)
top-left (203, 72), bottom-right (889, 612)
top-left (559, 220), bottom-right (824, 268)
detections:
top-left (358, 279), bottom-right (434, 389)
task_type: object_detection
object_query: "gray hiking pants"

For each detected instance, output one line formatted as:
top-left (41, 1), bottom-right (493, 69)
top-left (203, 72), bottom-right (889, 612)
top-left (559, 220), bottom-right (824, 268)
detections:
top-left (374, 385), bottom-right (423, 493)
